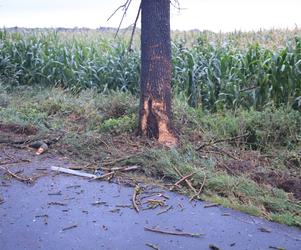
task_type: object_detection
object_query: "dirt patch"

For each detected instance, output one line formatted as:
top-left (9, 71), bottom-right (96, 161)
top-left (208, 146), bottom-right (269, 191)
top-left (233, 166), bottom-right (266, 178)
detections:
top-left (218, 160), bottom-right (256, 175)
top-left (279, 178), bottom-right (301, 199)
top-left (0, 122), bottom-right (37, 135)
top-left (252, 171), bottom-right (301, 200)
top-left (216, 156), bottom-right (301, 200)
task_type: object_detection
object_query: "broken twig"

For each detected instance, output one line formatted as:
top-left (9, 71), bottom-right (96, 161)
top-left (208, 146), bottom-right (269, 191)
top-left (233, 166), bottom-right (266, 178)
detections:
top-left (62, 224), bottom-right (78, 231)
top-left (173, 167), bottom-right (197, 195)
top-left (132, 185), bottom-right (141, 212)
top-left (170, 172), bottom-right (196, 191)
top-left (190, 174), bottom-right (207, 201)
top-left (0, 166), bottom-right (34, 183)
top-left (144, 226), bottom-right (203, 237)
top-left (157, 205), bottom-right (173, 215)
top-left (48, 201), bottom-right (67, 206)
top-left (204, 203), bottom-right (219, 208)
top-left (145, 243), bottom-right (160, 250)
top-left (196, 133), bottom-right (249, 150)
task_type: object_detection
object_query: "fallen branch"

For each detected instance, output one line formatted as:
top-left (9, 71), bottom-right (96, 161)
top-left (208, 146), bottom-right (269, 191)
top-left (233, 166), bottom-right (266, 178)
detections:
top-left (144, 226), bottom-right (203, 237)
top-left (258, 227), bottom-right (272, 233)
top-left (101, 165), bottom-right (141, 172)
top-left (196, 133), bottom-right (249, 151)
top-left (48, 201), bottom-right (67, 206)
top-left (212, 146), bottom-right (240, 161)
top-left (101, 153), bottom-right (141, 167)
top-left (144, 199), bottom-right (166, 209)
top-left (132, 185), bottom-right (141, 212)
top-left (145, 243), bottom-right (159, 250)
top-left (170, 172), bottom-right (196, 191)
top-left (190, 174), bottom-right (207, 201)
top-left (0, 158), bottom-right (31, 166)
top-left (62, 224), bottom-right (78, 231)
top-left (173, 167), bottom-right (197, 195)
top-left (204, 203), bottom-right (219, 208)
top-left (93, 172), bottom-right (114, 180)
top-left (48, 191), bottom-right (62, 196)
top-left (0, 166), bottom-right (35, 183)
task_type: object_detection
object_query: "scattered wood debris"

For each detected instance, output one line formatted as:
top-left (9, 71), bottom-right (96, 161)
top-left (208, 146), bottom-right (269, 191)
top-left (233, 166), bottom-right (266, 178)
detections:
top-left (91, 201), bottom-right (107, 206)
top-left (222, 213), bottom-right (230, 216)
top-left (269, 246), bottom-right (286, 250)
top-left (48, 191), bottom-right (62, 196)
top-left (36, 168), bottom-right (47, 171)
top-left (109, 208), bottom-right (121, 213)
top-left (101, 165), bottom-right (141, 172)
top-left (0, 166), bottom-right (36, 183)
top-left (62, 224), bottom-right (78, 231)
top-left (144, 226), bottom-right (204, 237)
top-left (173, 167), bottom-right (197, 195)
top-left (101, 154), bottom-right (142, 167)
top-left (146, 243), bottom-right (160, 250)
top-left (0, 197), bottom-right (4, 205)
top-left (116, 204), bottom-right (132, 208)
top-left (196, 133), bottom-right (248, 150)
top-left (48, 201), bottom-right (67, 206)
top-left (259, 227), bottom-right (272, 233)
top-left (209, 244), bottom-right (221, 250)
top-left (204, 203), bottom-right (219, 208)
top-left (190, 174), bottom-right (207, 201)
top-left (66, 185), bottom-right (81, 189)
top-left (132, 185), bottom-right (141, 212)
top-left (144, 199), bottom-right (166, 209)
top-left (170, 172), bottom-right (196, 191)
top-left (0, 158), bottom-right (31, 166)
top-left (51, 165), bottom-right (141, 182)
top-left (93, 172), bottom-right (114, 181)
top-left (284, 233), bottom-right (301, 241)
top-left (141, 192), bottom-right (169, 200)
top-left (35, 214), bottom-right (49, 218)
top-left (35, 214), bottom-right (49, 225)
top-left (156, 205), bottom-right (173, 215)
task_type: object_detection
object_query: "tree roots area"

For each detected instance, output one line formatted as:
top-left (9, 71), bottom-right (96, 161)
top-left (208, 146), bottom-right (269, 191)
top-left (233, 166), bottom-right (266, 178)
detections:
top-left (0, 87), bottom-right (300, 229)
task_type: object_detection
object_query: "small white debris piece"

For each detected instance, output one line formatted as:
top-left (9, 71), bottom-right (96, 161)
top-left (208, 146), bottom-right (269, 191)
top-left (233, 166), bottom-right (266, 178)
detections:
top-left (51, 166), bottom-right (97, 178)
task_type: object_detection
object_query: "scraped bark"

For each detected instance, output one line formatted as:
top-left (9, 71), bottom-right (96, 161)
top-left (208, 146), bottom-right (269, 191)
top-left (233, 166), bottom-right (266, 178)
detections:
top-left (138, 0), bottom-right (178, 147)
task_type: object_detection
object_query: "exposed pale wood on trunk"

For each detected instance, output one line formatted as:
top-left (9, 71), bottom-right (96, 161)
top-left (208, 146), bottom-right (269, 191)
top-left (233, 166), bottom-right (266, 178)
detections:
top-left (138, 0), bottom-right (177, 147)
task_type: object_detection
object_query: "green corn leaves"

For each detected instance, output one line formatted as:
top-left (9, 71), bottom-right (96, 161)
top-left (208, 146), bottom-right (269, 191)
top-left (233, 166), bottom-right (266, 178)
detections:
top-left (0, 30), bottom-right (300, 111)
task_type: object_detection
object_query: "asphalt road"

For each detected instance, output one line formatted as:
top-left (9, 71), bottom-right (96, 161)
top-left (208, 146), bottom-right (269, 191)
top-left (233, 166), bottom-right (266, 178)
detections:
top-left (0, 148), bottom-right (300, 250)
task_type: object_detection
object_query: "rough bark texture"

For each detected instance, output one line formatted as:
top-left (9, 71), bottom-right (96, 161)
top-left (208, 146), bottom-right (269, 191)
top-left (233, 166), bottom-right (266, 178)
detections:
top-left (138, 0), bottom-right (177, 147)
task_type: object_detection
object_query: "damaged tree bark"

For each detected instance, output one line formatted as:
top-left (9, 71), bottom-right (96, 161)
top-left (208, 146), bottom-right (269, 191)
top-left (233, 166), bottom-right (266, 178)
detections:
top-left (138, 0), bottom-right (178, 147)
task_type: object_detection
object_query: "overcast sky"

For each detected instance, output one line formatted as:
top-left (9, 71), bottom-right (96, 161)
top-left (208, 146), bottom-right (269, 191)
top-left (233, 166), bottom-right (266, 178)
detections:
top-left (0, 0), bottom-right (301, 32)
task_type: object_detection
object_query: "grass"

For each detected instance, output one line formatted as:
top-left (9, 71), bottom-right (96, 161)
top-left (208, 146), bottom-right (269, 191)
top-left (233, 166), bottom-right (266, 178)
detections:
top-left (0, 86), bottom-right (300, 227)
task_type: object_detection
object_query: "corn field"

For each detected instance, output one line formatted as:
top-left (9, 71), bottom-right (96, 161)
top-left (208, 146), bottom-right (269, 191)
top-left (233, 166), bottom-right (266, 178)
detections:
top-left (0, 29), bottom-right (301, 111)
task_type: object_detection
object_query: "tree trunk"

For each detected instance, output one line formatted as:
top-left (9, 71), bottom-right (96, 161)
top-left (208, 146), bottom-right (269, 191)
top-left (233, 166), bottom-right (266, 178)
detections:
top-left (138, 0), bottom-right (177, 147)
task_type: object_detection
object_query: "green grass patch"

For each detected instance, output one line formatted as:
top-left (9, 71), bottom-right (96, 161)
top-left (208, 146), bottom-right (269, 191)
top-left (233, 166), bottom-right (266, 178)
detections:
top-left (0, 87), bottom-right (300, 227)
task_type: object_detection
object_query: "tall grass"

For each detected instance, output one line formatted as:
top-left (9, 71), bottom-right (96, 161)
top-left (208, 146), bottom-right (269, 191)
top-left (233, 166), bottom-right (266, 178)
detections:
top-left (0, 29), bottom-right (300, 111)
